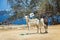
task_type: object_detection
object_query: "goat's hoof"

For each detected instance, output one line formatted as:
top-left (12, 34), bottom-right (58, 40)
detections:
top-left (44, 31), bottom-right (48, 33)
top-left (40, 32), bottom-right (42, 34)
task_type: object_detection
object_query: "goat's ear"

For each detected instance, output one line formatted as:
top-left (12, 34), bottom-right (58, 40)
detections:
top-left (25, 16), bottom-right (28, 18)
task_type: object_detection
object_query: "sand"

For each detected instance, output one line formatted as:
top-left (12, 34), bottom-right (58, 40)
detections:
top-left (0, 25), bottom-right (60, 40)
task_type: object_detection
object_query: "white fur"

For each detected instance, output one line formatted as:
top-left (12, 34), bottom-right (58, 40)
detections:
top-left (25, 16), bottom-right (45, 28)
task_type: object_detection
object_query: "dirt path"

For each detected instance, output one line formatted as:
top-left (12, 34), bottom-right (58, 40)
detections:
top-left (0, 25), bottom-right (60, 40)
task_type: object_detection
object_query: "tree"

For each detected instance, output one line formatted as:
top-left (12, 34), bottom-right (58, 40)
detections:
top-left (7, 0), bottom-right (51, 22)
top-left (7, 0), bottom-right (41, 20)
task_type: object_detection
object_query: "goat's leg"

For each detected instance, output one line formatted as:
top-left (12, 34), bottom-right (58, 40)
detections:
top-left (28, 26), bottom-right (30, 31)
top-left (40, 27), bottom-right (42, 33)
top-left (39, 25), bottom-right (42, 33)
top-left (27, 23), bottom-right (30, 34)
top-left (37, 25), bottom-right (39, 33)
top-left (44, 25), bottom-right (48, 33)
top-left (27, 23), bottom-right (30, 31)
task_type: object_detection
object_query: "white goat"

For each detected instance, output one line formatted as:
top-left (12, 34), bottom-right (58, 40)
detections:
top-left (25, 16), bottom-right (47, 33)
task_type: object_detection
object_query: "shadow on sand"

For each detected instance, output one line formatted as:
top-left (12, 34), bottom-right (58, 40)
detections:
top-left (20, 32), bottom-right (48, 36)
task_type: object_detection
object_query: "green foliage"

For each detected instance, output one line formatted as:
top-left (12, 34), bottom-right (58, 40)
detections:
top-left (7, 0), bottom-right (41, 18)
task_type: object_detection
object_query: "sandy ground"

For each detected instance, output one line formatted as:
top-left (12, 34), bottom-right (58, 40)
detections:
top-left (0, 25), bottom-right (60, 40)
